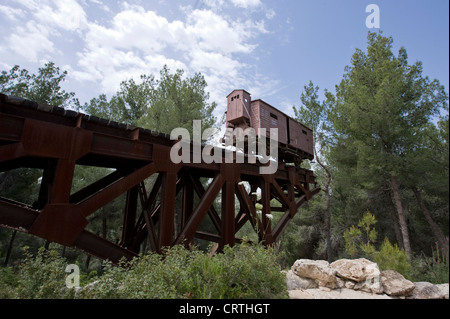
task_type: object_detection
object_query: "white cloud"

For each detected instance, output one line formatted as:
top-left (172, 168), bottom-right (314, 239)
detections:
top-left (2, 0), bottom-right (88, 62)
top-left (202, 0), bottom-right (264, 12)
top-left (247, 75), bottom-right (281, 102)
top-left (81, 0), bottom-right (111, 12)
top-left (1, 1), bottom-right (278, 117)
top-left (0, 61), bottom-right (12, 71)
top-left (39, 0), bottom-right (88, 31)
top-left (13, 0), bottom-right (88, 31)
top-left (186, 9), bottom-right (254, 54)
top-left (203, 0), bottom-right (225, 8)
top-left (73, 4), bottom-right (268, 101)
top-left (230, 0), bottom-right (262, 9)
top-left (189, 50), bottom-right (241, 76)
top-left (266, 8), bottom-right (276, 19)
top-left (0, 5), bottom-right (25, 20)
top-left (84, 9), bottom-right (171, 53)
top-left (6, 21), bottom-right (56, 62)
top-left (74, 7), bottom-right (184, 93)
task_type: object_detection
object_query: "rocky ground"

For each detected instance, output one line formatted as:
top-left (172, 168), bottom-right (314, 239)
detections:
top-left (285, 258), bottom-right (449, 299)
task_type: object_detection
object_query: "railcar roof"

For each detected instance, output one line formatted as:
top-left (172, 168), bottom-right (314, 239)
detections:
top-left (226, 89), bottom-right (251, 98)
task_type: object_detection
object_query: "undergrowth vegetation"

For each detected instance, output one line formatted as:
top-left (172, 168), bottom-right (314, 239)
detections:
top-left (1, 221), bottom-right (448, 299)
top-left (0, 243), bottom-right (288, 299)
top-left (342, 211), bottom-right (449, 283)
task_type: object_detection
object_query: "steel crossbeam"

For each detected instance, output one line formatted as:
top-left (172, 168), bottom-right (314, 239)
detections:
top-left (0, 94), bottom-right (319, 264)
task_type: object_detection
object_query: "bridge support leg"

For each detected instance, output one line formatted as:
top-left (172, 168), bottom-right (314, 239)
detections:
top-left (261, 178), bottom-right (273, 246)
top-left (158, 172), bottom-right (178, 249)
top-left (120, 186), bottom-right (138, 249)
top-left (181, 177), bottom-right (194, 230)
top-left (220, 164), bottom-right (238, 250)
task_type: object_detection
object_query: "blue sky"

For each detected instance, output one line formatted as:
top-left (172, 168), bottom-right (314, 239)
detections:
top-left (0, 0), bottom-right (448, 120)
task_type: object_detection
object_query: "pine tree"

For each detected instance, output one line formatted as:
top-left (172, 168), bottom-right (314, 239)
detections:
top-left (327, 32), bottom-right (448, 259)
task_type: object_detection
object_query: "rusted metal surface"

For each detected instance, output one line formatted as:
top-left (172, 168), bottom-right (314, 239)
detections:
top-left (0, 93), bottom-right (319, 264)
top-left (225, 89), bottom-right (314, 163)
top-left (226, 89), bottom-right (251, 125)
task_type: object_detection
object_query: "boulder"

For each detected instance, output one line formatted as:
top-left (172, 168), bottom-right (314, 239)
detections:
top-left (301, 288), bottom-right (391, 299)
top-left (286, 269), bottom-right (318, 290)
top-left (340, 278), bottom-right (356, 289)
top-left (436, 284), bottom-right (449, 299)
top-left (408, 282), bottom-right (445, 299)
top-left (288, 289), bottom-right (315, 299)
top-left (287, 258), bottom-right (449, 299)
top-left (380, 270), bottom-right (415, 296)
top-left (330, 258), bottom-right (382, 294)
top-left (330, 258), bottom-right (379, 282)
top-left (292, 259), bottom-right (336, 287)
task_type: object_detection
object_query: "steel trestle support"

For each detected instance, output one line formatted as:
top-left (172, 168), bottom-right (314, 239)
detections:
top-left (0, 94), bottom-right (319, 264)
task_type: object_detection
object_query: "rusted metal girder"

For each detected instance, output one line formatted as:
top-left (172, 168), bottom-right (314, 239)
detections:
top-left (0, 94), bottom-right (319, 264)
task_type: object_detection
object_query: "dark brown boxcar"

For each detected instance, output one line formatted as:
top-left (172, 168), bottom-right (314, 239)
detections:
top-left (225, 89), bottom-right (314, 161)
top-left (287, 117), bottom-right (313, 156)
top-left (250, 99), bottom-right (288, 145)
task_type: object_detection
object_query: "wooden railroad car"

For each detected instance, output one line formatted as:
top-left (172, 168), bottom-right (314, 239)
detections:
top-left (225, 89), bottom-right (314, 164)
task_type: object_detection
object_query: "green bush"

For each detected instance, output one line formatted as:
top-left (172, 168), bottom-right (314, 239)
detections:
top-left (1, 243), bottom-right (287, 299)
top-left (410, 241), bottom-right (449, 284)
top-left (342, 212), bottom-right (413, 279)
top-left (1, 247), bottom-right (75, 299)
top-left (0, 266), bottom-right (18, 298)
top-left (193, 243), bottom-right (287, 299)
top-left (373, 238), bottom-right (412, 279)
top-left (78, 243), bottom-right (288, 299)
top-left (343, 211), bottom-right (377, 258)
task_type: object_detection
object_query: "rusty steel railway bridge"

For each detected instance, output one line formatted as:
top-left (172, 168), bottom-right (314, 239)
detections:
top-left (0, 94), bottom-right (320, 264)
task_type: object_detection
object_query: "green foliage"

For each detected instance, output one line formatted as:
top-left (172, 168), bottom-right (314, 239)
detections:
top-left (411, 240), bottom-right (449, 284)
top-left (278, 197), bottom-right (324, 266)
top-left (0, 247), bottom-right (75, 299)
top-left (84, 65), bottom-right (217, 134)
top-left (0, 63), bottom-right (79, 108)
top-left (0, 168), bottom-right (41, 205)
top-left (212, 244), bottom-right (287, 299)
top-left (78, 244), bottom-right (287, 299)
top-left (0, 244), bottom-right (287, 299)
top-left (343, 225), bottom-right (362, 257)
top-left (138, 66), bottom-right (217, 134)
top-left (343, 211), bottom-right (412, 278)
top-left (373, 238), bottom-right (412, 278)
top-left (326, 31), bottom-right (448, 260)
top-left (293, 81), bottom-right (334, 261)
top-left (343, 211), bottom-right (377, 257)
top-left (293, 81), bottom-right (326, 141)
top-left (0, 266), bottom-right (18, 298)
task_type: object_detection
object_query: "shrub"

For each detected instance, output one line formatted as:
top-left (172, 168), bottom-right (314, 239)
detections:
top-left (8, 247), bottom-right (75, 299)
top-left (189, 243), bottom-right (287, 299)
top-left (343, 211), bottom-right (377, 258)
top-left (373, 238), bottom-right (412, 278)
top-left (77, 243), bottom-right (288, 299)
top-left (77, 244), bottom-right (287, 299)
top-left (342, 211), bottom-right (412, 278)
top-left (0, 266), bottom-right (18, 298)
top-left (411, 241), bottom-right (449, 284)
top-left (1, 243), bottom-right (287, 299)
